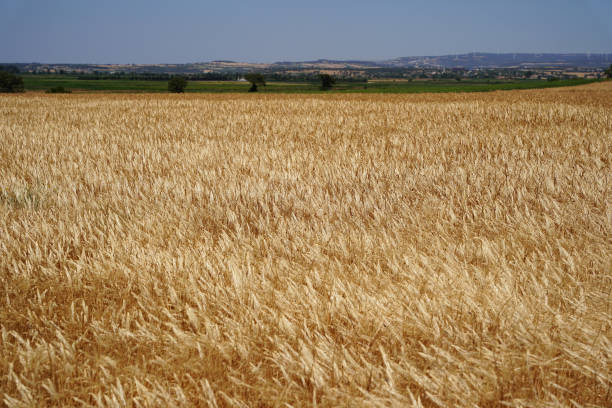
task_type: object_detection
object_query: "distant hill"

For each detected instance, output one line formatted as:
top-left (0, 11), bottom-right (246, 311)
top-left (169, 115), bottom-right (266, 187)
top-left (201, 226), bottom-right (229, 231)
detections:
top-left (5, 53), bottom-right (610, 76)
top-left (271, 53), bottom-right (612, 69)
top-left (382, 53), bottom-right (612, 69)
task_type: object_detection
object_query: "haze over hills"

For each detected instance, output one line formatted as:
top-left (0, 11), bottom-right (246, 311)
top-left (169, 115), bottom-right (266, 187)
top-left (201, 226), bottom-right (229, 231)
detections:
top-left (289, 53), bottom-right (612, 69)
top-left (4, 53), bottom-right (611, 75)
top-left (382, 52), bottom-right (612, 69)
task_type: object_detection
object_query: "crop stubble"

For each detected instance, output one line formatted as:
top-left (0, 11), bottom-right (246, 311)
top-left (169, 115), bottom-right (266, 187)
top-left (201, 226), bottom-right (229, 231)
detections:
top-left (1, 83), bottom-right (611, 406)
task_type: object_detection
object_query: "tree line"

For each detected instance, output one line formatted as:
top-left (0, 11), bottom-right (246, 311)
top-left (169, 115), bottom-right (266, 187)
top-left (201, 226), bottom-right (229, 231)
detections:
top-left (74, 71), bottom-right (368, 83)
top-left (167, 73), bottom-right (340, 93)
top-left (4, 64), bottom-right (612, 94)
top-left (77, 72), bottom-right (244, 81)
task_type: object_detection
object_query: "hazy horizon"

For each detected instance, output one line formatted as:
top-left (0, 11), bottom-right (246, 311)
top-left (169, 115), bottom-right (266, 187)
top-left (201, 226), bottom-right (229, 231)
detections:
top-left (2, 0), bottom-right (611, 64)
top-left (4, 51), bottom-right (612, 66)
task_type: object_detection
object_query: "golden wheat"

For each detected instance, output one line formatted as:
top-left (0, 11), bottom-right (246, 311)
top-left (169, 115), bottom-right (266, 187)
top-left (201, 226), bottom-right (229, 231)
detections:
top-left (1, 83), bottom-right (611, 407)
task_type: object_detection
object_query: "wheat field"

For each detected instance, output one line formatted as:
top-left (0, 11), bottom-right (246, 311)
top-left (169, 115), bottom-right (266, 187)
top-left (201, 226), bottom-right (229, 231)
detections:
top-left (1, 83), bottom-right (611, 407)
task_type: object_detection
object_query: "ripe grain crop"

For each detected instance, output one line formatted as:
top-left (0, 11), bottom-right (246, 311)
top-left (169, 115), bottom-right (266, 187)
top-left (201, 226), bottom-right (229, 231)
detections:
top-left (1, 83), bottom-right (611, 407)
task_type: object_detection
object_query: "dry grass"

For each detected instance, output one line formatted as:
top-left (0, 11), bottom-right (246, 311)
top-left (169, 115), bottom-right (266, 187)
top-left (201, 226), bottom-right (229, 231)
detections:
top-left (1, 84), bottom-right (611, 407)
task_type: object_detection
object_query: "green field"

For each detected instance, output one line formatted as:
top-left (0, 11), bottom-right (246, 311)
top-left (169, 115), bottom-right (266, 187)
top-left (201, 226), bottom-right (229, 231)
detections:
top-left (21, 75), bottom-right (595, 94)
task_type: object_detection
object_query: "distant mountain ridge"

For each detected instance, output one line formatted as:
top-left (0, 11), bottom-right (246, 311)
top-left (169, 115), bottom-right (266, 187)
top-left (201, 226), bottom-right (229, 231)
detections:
top-left (380, 53), bottom-right (612, 69)
top-left (281, 53), bottom-right (612, 69)
top-left (4, 53), bottom-right (610, 75)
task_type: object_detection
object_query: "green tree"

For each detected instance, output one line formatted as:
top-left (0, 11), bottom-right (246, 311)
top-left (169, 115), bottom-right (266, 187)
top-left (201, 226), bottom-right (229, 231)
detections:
top-left (245, 73), bottom-right (266, 92)
top-left (319, 74), bottom-right (335, 90)
top-left (0, 70), bottom-right (25, 93)
top-left (605, 64), bottom-right (612, 79)
top-left (168, 76), bottom-right (188, 93)
top-left (1, 65), bottom-right (20, 74)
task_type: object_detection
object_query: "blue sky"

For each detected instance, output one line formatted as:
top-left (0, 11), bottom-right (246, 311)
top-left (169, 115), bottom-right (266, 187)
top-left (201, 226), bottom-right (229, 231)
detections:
top-left (1, 0), bottom-right (611, 63)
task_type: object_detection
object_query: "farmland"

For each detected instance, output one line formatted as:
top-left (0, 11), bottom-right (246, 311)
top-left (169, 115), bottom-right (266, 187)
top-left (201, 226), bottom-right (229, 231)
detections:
top-left (1, 83), bottom-right (611, 406)
top-left (20, 74), bottom-right (595, 94)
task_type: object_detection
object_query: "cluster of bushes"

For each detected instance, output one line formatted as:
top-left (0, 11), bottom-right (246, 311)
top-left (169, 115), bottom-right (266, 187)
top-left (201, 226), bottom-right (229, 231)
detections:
top-left (46, 86), bottom-right (72, 93)
top-left (0, 68), bottom-right (24, 93)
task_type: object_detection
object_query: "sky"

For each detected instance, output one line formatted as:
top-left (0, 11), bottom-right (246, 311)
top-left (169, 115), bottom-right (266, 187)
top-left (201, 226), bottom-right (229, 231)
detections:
top-left (1, 0), bottom-right (611, 64)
